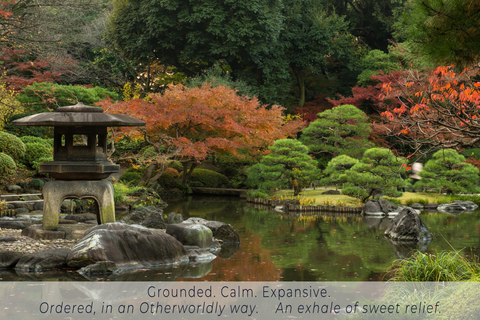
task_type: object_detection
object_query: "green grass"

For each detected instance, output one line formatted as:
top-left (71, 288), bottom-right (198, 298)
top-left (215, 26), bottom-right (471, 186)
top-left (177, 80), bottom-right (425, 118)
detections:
top-left (387, 250), bottom-right (480, 281)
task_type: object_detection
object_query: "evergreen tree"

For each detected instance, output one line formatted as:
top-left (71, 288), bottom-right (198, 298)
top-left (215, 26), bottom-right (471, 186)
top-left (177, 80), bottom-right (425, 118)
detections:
top-left (320, 155), bottom-right (359, 189)
top-left (246, 139), bottom-right (319, 195)
top-left (415, 149), bottom-right (480, 194)
top-left (342, 148), bottom-right (406, 202)
top-left (300, 104), bottom-right (372, 160)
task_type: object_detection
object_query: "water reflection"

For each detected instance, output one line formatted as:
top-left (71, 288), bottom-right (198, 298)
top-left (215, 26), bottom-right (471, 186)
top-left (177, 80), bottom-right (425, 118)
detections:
top-left (2, 196), bottom-right (480, 281)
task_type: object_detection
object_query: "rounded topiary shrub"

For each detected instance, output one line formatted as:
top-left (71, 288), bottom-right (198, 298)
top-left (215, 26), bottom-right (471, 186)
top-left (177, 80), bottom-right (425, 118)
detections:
top-left (20, 135), bottom-right (54, 148)
top-left (24, 142), bottom-right (53, 167)
top-left (0, 153), bottom-right (17, 186)
top-left (0, 131), bottom-right (26, 161)
top-left (158, 172), bottom-right (182, 189)
top-left (119, 167), bottom-right (146, 185)
top-left (186, 169), bottom-right (230, 188)
top-left (164, 167), bottom-right (180, 179)
top-left (28, 178), bottom-right (45, 189)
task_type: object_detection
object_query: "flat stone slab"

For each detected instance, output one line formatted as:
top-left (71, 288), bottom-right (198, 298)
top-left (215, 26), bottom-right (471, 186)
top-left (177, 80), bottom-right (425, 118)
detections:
top-left (21, 224), bottom-right (94, 240)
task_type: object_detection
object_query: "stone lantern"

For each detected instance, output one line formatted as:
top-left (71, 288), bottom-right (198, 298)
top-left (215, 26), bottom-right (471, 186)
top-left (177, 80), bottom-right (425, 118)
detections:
top-left (13, 102), bottom-right (145, 230)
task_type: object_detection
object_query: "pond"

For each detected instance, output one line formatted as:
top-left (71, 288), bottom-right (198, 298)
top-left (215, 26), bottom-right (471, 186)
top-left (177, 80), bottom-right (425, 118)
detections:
top-left (2, 196), bottom-right (479, 282)
top-left (166, 196), bottom-right (480, 282)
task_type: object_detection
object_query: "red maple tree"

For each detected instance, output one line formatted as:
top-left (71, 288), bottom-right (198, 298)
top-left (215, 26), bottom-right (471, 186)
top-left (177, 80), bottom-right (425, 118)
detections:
top-left (380, 66), bottom-right (480, 153)
top-left (99, 84), bottom-right (305, 185)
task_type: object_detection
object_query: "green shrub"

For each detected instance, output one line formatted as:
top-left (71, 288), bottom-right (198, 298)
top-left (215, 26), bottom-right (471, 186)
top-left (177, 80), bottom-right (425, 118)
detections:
top-left (188, 181), bottom-right (204, 187)
top-left (119, 167), bottom-right (146, 185)
top-left (185, 168), bottom-right (230, 188)
top-left (24, 142), bottom-right (53, 167)
top-left (0, 153), bottom-right (17, 186)
top-left (0, 131), bottom-right (26, 161)
top-left (32, 156), bottom-right (54, 173)
top-left (158, 173), bottom-right (182, 189)
top-left (28, 179), bottom-right (45, 189)
top-left (20, 135), bottom-right (53, 147)
top-left (3, 112), bottom-right (51, 138)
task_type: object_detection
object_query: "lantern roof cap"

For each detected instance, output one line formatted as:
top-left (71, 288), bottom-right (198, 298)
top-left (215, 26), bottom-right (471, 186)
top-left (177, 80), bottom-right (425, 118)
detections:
top-left (12, 102), bottom-right (145, 127)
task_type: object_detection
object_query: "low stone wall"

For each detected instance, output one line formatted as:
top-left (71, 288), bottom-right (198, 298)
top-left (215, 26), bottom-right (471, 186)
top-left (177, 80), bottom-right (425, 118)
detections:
top-left (246, 197), bottom-right (364, 214)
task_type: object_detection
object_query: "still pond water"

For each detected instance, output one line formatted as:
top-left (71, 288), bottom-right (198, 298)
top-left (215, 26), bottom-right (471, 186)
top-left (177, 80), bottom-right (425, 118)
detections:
top-left (3, 196), bottom-right (480, 282)
top-left (165, 196), bottom-right (480, 282)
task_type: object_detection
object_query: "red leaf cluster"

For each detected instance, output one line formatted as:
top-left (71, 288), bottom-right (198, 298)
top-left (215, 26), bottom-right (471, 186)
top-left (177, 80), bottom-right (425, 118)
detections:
top-left (98, 84), bottom-right (305, 163)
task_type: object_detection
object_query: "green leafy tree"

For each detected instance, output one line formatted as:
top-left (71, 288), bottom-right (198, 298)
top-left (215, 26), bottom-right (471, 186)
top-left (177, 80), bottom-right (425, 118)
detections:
top-left (0, 153), bottom-right (16, 187)
top-left (246, 139), bottom-right (319, 195)
top-left (342, 148), bottom-right (406, 202)
top-left (300, 104), bottom-right (372, 159)
top-left (106, 0), bottom-right (357, 106)
top-left (320, 155), bottom-right (359, 189)
top-left (16, 83), bottom-right (119, 113)
top-left (415, 149), bottom-right (480, 194)
top-left (399, 0), bottom-right (480, 67)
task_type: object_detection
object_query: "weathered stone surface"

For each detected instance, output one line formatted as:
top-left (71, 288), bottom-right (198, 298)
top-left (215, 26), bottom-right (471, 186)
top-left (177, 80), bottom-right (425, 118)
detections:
top-left (0, 252), bottom-right (23, 268)
top-left (184, 247), bottom-right (217, 262)
top-left (0, 236), bottom-right (17, 242)
top-left (364, 198), bottom-right (398, 215)
top-left (7, 185), bottom-right (21, 193)
top-left (322, 190), bottom-right (341, 195)
top-left (59, 219), bottom-right (78, 224)
top-left (78, 261), bottom-right (118, 276)
top-left (167, 212), bottom-right (183, 224)
top-left (379, 198), bottom-right (398, 213)
top-left (424, 203), bottom-right (438, 209)
top-left (384, 207), bottom-right (432, 241)
top-left (437, 201), bottom-right (478, 214)
top-left (166, 223), bottom-right (213, 248)
top-left (14, 208), bottom-right (29, 215)
top-left (42, 180), bottom-right (115, 231)
top-left (66, 223), bottom-right (188, 268)
top-left (0, 221), bottom-right (31, 229)
top-left (410, 203), bottom-right (424, 210)
top-left (64, 213), bottom-right (97, 222)
top-left (21, 224), bottom-right (92, 240)
top-left (15, 249), bottom-right (70, 271)
top-left (363, 200), bottom-right (383, 215)
top-left (205, 221), bottom-right (240, 243)
top-left (121, 206), bottom-right (167, 229)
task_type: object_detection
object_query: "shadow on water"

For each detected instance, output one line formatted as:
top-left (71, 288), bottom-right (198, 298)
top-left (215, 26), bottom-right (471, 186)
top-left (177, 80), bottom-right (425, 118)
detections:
top-left (3, 196), bottom-right (480, 281)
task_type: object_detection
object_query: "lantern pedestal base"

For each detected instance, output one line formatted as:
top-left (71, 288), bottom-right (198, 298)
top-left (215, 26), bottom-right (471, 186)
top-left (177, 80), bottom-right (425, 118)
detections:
top-left (42, 180), bottom-right (116, 231)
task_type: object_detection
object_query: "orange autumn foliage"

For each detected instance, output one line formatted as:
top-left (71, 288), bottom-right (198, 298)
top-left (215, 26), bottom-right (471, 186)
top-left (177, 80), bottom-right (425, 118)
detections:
top-left (379, 66), bottom-right (480, 151)
top-left (100, 84), bottom-right (305, 164)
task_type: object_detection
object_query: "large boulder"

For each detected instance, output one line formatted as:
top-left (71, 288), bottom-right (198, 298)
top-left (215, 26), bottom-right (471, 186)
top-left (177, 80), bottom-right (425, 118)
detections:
top-left (363, 198), bottom-right (398, 215)
top-left (437, 201), bottom-right (478, 214)
top-left (166, 223), bottom-right (213, 248)
top-left (183, 218), bottom-right (240, 243)
top-left (384, 207), bottom-right (432, 241)
top-left (15, 249), bottom-right (70, 271)
top-left (66, 223), bottom-right (188, 268)
top-left (121, 206), bottom-right (167, 229)
top-left (0, 252), bottom-right (23, 268)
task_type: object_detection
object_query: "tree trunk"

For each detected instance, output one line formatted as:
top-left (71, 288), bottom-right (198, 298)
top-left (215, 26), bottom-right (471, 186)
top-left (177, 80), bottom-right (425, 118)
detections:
top-left (181, 162), bottom-right (198, 185)
top-left (293, 67), bottom-right (306, 108)
top-left (148, 163), bottom-right (167, 184)
top-left (138, 163), bottom-right (158, 187)
top-left (292, 178), bottom-right (300, 196)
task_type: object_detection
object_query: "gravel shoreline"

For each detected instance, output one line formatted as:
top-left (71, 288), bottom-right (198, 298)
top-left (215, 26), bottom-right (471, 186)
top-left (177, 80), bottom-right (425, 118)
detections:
top-left (0, 228), bottom-right (78, 254)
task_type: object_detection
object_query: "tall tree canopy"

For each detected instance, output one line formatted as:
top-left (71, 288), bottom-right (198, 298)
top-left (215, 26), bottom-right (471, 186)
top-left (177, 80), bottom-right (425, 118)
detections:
top-left (99, 84), bottom-right (305, 185)
top-left (107, 0), bottom-right (353, 106)
top-left (399, 0), bottom-right (480, 67)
